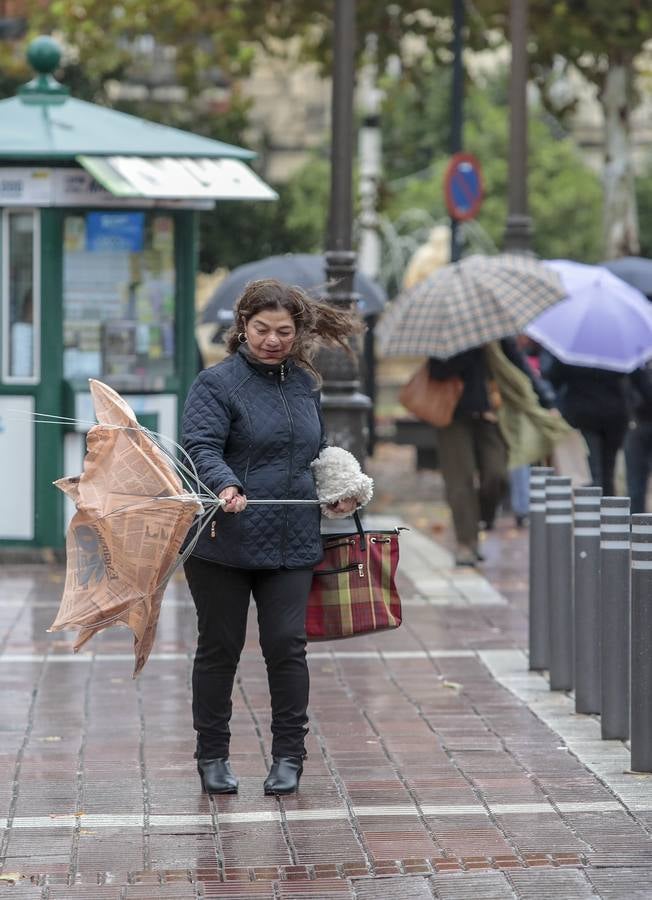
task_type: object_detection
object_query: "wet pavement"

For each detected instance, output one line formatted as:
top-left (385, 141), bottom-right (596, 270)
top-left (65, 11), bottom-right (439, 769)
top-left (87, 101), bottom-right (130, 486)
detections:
top-left (2, 443), bottom-right (652, 898)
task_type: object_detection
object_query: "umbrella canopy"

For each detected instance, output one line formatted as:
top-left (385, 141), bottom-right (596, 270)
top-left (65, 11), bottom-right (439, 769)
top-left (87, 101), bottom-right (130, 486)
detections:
top-left (376, 253), bottom-right (565, 360)
top-left (201, 253), bottom-right (386, 325)
top-left (601, 257), bottom-right (652, 297)
top-left (50, 380), bottom-right (202, 676)
top-left (525, 259), bottom-right (652, 372)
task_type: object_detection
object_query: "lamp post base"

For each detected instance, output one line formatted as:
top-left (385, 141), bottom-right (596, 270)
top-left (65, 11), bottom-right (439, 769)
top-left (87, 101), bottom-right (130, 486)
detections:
top-left (503, 213), bottom-right (534, 255)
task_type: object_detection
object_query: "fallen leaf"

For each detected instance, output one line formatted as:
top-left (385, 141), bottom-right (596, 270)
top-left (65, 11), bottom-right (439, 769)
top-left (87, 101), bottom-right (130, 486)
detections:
top-left (49, 811), bottom-right (85, 819)
top-left (0, 873), bottom-right (24, 884)
top-left (38, 736), bottom-right (62, 742)
top-left (442, 680), bottom-right (463, 691)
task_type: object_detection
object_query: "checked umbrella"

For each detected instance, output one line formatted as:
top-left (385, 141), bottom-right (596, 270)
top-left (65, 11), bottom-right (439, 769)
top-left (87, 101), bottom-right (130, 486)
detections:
top-left (377, 253), bottom-right (566, 360)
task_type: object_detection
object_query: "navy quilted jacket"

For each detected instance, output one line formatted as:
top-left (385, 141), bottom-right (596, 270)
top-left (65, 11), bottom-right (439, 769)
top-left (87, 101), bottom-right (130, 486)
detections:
top-left (182, 346), bottom-right (326, 569)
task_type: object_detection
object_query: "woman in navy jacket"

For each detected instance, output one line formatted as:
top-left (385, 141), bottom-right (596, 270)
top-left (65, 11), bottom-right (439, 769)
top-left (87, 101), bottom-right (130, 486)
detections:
top-left (182, 279), bottom-right (372, 796)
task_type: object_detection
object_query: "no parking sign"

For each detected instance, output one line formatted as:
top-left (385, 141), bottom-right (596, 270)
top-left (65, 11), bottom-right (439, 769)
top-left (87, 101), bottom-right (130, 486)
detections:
top-left (444, 152), bottom-right (484, 221)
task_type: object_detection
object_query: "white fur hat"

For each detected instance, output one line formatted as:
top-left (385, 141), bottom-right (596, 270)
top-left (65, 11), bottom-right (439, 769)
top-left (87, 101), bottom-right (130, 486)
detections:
top-left (311, 446), bottom-right (374, 518)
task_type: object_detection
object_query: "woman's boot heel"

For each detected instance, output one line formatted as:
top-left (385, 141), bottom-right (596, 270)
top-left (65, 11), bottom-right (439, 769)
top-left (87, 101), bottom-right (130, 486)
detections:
top-left (263, 756), bottom-right (303, 795)
top-left (197, 757), bottom-right (238, 794)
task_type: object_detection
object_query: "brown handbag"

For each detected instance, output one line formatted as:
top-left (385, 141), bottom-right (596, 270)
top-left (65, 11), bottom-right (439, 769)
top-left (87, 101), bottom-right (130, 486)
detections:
top-left (398, 362), bottom-right (464, 428)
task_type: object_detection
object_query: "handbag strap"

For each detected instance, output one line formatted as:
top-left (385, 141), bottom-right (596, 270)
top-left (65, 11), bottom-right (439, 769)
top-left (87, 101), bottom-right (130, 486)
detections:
top-left (353, 510), bottom-right (365, 551)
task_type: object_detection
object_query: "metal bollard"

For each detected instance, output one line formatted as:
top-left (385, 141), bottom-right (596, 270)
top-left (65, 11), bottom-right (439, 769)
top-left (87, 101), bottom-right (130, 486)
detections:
top-left (573, 486), bottom-right (602, 714)
top-left (600, 497), bottom-right (631, 741)
top-left (528, 466), bottom-right (554, 671)
top-left (630, 514), bottom-right (652, 771)
top-left (546, 476), bottom-right (574, 691)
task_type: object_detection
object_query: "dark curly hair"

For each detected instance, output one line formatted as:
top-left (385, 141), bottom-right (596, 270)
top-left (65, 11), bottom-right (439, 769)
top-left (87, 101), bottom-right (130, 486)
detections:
top-left (225, 278), bottom-right (364, 385)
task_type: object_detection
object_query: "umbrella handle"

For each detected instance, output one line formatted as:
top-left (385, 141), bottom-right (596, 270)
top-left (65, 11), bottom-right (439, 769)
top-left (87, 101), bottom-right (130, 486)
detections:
top-left (204, 498), bottom-right (322, 506)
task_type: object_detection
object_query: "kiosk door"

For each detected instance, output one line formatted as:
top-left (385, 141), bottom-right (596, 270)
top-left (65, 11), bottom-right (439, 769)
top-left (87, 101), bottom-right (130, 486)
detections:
top-left (0, 208), bottom-right (39, 540)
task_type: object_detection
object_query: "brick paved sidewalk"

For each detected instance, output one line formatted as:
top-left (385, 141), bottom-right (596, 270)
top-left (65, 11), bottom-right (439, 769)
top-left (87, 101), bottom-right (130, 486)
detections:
top-left (2, 444), bottom-right (652, 899)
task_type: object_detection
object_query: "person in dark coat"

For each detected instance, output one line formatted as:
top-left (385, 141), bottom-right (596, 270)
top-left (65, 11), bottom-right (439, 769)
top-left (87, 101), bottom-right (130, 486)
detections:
top-left (625, 362), bottom-right (652, 513)
top-left (540, 352), bottom-right (628, 496)
top-left (429, 339), bottom-right (554, 566)
top-left (182, 279), bottom-right (372, 796)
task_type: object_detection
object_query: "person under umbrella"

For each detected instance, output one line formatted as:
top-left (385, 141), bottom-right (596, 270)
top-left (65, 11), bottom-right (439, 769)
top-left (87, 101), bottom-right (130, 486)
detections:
top-left (540, 352), bottom-right (627, 496)
top-left (526, 260), bottom-right (652, 373)
top-left (429, 340), bottom-right (555, 566)
top-left (380, 252), bottom-right (565, 566)
top-left (508, 336), bottom-right (552, 528)
top-left (377, 253), bottom-right (566, 360)
top-left (527, 260), bottom-right (652, 496)
top-left (600, 259), bottom-right (652, 512)
top-left (624, 361), bottom-right (652, 512)
top-left (182, 279), bottom-right (373, 797)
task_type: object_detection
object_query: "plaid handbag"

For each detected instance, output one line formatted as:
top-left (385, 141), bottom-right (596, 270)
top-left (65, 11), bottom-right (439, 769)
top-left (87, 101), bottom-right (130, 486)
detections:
top-left (306, 512), bottom-right (404, 640)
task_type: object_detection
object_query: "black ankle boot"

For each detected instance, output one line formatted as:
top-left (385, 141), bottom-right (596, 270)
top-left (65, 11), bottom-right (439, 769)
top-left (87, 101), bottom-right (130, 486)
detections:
top-left (263, 756), bottom-right (303, 795)
top-left (197, 757), bottom-right (238, 794)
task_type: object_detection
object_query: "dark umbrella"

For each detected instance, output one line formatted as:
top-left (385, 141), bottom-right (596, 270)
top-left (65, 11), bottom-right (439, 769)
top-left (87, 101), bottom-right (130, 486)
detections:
top-left (601, 257), bottom-right (652, 297)
top-left (201, 253), bottom-right (386, 326)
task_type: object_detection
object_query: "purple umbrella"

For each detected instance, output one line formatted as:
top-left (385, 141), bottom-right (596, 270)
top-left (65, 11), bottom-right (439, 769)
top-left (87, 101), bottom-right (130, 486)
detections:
top-left (525, 259), bottom-right (652, 372)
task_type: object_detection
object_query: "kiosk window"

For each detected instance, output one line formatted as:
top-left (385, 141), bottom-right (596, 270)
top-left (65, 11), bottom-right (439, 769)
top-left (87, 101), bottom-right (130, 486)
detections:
top-left (2, 210), bottom-right (39, 383)
top-left (63, 212), bottom-right (176, 389)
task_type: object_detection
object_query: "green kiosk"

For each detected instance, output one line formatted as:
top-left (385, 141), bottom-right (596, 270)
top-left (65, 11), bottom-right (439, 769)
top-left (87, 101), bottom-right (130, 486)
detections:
top-left (0, 37), bottom-right (276, 549)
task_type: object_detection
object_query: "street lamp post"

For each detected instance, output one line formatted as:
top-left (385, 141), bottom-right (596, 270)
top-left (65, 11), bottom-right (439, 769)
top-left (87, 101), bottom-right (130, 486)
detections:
top-left (503, 0), bottom-right (534, 253)
top-left (450, 0), bottom-right (465, 263)
top-left (321, 0), bottom-right (371, 459)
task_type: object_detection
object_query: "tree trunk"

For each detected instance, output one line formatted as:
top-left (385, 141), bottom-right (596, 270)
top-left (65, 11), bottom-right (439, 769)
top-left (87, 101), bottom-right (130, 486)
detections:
top-left (601, 62), bottom-right (639, 259)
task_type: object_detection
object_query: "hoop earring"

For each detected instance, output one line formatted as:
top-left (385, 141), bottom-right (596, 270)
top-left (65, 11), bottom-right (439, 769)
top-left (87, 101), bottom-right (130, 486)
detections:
top-left (238, 332), bottom-right (247, 344)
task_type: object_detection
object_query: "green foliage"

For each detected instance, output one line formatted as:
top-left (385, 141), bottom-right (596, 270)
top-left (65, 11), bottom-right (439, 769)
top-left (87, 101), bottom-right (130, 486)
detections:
top-left (2, 0), bottom-right (459, 97)
top-left (9, 1), bottom-right (652, 102)
top-left (636, 174), bottom-right (652, 259)
top-left (282, 156), bottom-right (331, 249)
top-left (114, 89), bottom-right (252, 148)
top-left (0, 0), bottom-right (274, 98)
top-left (382, 74), bottom-right (603, 263)
top-left (380, 65), bottom-right (452, 181)
top-left (527, 122), bottom-right (603, 262)
top-left (0, 0), bottom-right (620, 269)
top-left (0, 0), bottom-right (338, 274)
top-left (527, 0), bottom-right (652, 83)
top-left (199, 155), bottom-right (330, 272)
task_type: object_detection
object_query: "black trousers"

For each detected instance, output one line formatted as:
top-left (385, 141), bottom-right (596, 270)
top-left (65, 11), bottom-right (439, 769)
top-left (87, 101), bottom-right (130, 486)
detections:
top-left (581, 422), bottom-right (627, 498)
top-left (625, 421), bottom-right (652, 514)
top-left (184, 556), bottom-right (313, 760)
